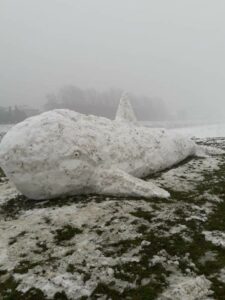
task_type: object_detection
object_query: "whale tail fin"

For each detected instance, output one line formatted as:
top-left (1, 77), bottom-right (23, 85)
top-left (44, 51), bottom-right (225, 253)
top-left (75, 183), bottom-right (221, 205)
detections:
top-left (115, 92), bottom-right (138, 125)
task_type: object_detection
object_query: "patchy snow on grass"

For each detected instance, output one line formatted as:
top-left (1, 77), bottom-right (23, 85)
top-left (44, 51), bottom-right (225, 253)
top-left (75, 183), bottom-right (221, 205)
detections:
top-left (151, 155), bottom-right (221, 193)
top-left (218, 268), bottom-right (225, 284)
top-left (198, 251), bottom-right (218, 266)
top-left (0, 198), bottom-right (155, 298)
top-left (158, 273), bottom-right (213, 300)
top-left (203, 231), bottom-right (225, 248)
top-left (0, 180), bottom-right (19, 206)
top-left (0, 135), bottom-right (225, 299)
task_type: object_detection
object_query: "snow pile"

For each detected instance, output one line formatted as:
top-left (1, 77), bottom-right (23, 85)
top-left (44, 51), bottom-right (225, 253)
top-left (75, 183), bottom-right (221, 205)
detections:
top-left (158, 274), bottom-right (213, 300)
top-left (0, 108), bottom-right (197, 200)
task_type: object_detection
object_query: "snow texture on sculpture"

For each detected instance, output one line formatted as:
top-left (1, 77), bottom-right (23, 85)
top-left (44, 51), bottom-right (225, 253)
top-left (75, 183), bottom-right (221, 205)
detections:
top-left (0, 95), bottom-right (220, 200)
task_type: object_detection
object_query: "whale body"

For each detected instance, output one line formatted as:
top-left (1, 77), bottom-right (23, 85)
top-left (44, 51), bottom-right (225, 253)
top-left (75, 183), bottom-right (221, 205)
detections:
top-left (0, 95), bottom-right (207, 200)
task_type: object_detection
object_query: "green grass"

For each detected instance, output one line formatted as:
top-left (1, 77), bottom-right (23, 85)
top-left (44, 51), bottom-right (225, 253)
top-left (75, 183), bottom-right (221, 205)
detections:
top-left (54, 225), bottom-right (83, 245)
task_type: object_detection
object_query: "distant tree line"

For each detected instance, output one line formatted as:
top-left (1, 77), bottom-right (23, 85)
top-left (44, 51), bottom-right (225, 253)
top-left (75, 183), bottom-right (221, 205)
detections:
top-left (0, 106), bottom-right (27, 124)
top-left (44, 86), bottom-right (169, 121)
top-left (0, 106), bottom-right (40, 124)
top-left (0, 87), bottom-right (169, 124)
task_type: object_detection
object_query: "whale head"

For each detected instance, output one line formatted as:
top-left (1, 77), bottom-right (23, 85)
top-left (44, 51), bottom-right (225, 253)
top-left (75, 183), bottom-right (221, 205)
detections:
top-left (0, 110), bottom-right (99, 199)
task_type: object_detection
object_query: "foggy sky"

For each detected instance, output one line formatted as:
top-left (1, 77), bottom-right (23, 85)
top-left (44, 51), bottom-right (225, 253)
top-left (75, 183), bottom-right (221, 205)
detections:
top-left (1, 0), bottom-right (225, 118)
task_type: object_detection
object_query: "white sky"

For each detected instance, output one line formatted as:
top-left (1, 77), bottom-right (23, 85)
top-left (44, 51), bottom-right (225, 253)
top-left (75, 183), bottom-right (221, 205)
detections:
top-left (0, 0), bottom-right (225, 117)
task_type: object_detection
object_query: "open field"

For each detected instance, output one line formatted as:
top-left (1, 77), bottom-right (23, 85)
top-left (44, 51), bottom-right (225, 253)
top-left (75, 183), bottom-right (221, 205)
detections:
top-left (0, 125), bottom-right (225, 299)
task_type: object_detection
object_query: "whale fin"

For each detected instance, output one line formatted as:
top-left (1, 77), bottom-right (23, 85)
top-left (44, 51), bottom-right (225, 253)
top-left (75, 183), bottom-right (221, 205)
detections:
top-left (92, 167), bottom-right (170, 199)
top-left (115, 92), bottom-right (138, 125)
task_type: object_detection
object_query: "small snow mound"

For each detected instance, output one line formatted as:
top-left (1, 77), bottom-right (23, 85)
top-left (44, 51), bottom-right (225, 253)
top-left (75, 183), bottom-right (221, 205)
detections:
top-left (203, 230), bottom-right (225, 248)
top-left (158, 274), bottom-right (213, 300)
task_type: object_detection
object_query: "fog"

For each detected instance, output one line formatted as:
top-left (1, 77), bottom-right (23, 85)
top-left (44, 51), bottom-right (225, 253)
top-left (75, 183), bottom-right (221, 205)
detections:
top-left (1, 0), bottom-right (225, 120)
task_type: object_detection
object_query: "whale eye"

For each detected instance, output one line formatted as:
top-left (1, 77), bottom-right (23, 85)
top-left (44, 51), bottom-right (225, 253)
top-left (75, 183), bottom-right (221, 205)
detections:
top-left (74, 151), bottom-right (80, 158)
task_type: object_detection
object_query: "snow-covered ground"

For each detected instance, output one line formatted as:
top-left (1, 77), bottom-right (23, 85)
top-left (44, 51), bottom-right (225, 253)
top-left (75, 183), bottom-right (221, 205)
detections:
top-left (173, 123), bottom-right (225, 139)
top-left (144, 121), bottom-right (225, 139)
top-left (0, 123), bottom-right (225, 299)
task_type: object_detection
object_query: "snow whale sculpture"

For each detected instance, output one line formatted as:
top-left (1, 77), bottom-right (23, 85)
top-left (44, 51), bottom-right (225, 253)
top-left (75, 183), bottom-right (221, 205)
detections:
top-left (0, 94), bottom-right (210, 200)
